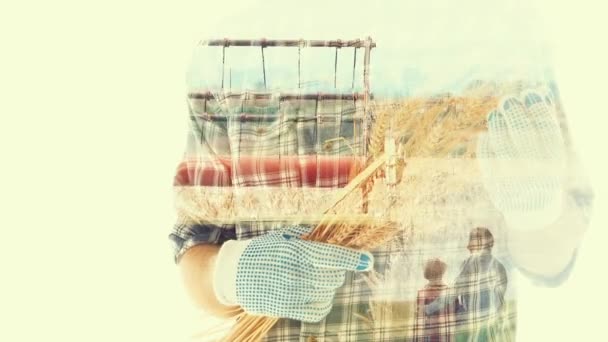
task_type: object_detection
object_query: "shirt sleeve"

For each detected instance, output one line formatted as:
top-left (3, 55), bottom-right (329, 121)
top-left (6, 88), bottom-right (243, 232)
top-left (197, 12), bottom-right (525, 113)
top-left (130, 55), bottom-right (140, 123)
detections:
top-left (514, 85), bottom-right (593, 287)
top-left (514, 248), bottom-right (579, 288)
top-left (168, 219), bottom-right (236, 264)
top-left (508, 184), bottom-right (592, 287)
top-left (169, 94), bottom-right (237, 264)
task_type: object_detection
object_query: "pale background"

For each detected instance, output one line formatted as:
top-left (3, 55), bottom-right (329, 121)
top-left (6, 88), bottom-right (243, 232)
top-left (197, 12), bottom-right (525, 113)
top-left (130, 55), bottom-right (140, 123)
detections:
top-left (0, 0), bottom-right (606, 341)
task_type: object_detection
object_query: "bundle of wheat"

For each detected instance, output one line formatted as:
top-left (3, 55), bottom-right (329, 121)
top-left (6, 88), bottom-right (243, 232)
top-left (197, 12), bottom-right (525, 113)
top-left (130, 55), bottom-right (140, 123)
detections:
top-left (221, 219), bottom-right (399, 342)
top-left (216, 151), bottom-right (399, 342)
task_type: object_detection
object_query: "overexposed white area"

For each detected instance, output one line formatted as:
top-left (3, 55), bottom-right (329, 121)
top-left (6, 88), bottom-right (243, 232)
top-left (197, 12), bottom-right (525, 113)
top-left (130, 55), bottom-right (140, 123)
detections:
top-left (0, 0), bottom-right (606, 341)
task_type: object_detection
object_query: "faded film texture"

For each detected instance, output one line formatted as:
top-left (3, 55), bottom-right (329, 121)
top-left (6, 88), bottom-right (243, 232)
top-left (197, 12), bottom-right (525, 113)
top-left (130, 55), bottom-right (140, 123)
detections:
top-left (170, 2), bottom-right (594, 341)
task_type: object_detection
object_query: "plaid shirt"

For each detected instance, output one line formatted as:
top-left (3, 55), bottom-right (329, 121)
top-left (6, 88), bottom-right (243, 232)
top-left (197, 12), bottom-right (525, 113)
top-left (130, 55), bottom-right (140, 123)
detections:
top-left (169, 93), bottom-right (582, 342)
top-left (174, 94), bottom-right (363, 188)
top-left (412, 283), bottom-right (453, 342)
top-left (171, 93), bottom-right (381, 342)
top-left (422, 251), bottom-right (509, 341)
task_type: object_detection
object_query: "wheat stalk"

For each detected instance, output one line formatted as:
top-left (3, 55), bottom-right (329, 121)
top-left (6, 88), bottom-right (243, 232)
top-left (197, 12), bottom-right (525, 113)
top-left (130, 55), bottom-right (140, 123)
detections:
top-left (368, 104), bottom-right (390, 159)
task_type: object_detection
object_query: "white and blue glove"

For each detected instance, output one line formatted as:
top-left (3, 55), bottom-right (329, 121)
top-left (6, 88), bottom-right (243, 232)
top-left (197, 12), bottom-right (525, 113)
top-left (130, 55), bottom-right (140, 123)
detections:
top-left (213, 225), bottom-right (374, 322)
top-left (476, 88), bottom-right (567, 230)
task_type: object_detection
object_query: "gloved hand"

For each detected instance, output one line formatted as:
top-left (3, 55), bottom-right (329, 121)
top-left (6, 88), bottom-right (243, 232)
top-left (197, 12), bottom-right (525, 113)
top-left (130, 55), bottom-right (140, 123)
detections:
top-left (212, 225), bottom-right (374, 322)
top-left (476, 88), bottom-right (567, 230)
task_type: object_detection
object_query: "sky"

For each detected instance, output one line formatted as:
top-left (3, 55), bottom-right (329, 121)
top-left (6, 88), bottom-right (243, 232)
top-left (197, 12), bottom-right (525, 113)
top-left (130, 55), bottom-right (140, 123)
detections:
top-left (186, 0), bottom-right (555, 96)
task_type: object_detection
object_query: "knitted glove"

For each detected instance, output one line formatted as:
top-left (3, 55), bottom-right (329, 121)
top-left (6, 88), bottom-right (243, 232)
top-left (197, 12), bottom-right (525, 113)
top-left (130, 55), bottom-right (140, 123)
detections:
top-left (477, 88), bottom-right (566, 230)
top-left (213, 225), bottom-right (373, 322)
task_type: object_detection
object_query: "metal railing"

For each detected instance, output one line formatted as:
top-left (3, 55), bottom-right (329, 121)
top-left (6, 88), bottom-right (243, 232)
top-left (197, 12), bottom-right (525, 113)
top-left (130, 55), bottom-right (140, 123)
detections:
top-left (193, 37), bottom-right (376, 156)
